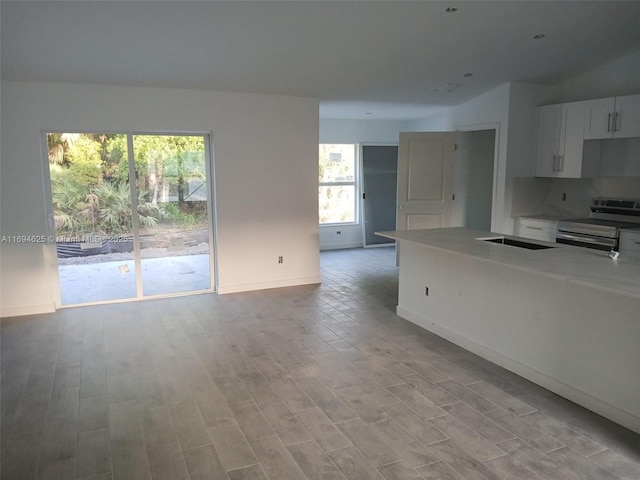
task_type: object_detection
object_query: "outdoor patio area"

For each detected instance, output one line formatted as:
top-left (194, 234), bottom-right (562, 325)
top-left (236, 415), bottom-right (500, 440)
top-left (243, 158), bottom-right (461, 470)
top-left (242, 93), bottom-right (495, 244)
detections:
top-left (59, 253), bottom-right (211, 304)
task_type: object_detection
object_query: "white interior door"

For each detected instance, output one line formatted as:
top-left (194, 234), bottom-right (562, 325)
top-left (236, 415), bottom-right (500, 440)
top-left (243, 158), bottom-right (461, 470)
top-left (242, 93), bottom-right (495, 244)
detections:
top-left (396, 132), bottom-right (456, 231)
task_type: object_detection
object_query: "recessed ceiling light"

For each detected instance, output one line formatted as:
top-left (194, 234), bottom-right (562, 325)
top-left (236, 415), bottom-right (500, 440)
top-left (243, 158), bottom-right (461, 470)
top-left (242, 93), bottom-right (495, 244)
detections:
top-left (533, 34), bottom-right (546, 40)
top-left (434, 83), bottom-right (461, 93)
top-left (445, 7), bottom-right (458, 13)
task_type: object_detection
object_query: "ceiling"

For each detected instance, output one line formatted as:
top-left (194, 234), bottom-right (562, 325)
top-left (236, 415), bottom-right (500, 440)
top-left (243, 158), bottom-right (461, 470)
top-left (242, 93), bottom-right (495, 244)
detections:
top-left (3, 1), bottom-right (640, 120)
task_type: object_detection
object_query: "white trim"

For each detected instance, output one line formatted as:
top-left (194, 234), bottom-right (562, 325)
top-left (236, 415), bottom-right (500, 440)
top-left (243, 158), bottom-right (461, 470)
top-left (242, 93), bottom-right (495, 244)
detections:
top-left (1, 303), bottom-right (56, 318)
top-left (40, 132), bottom-right (62, 308)
top-left (364, 243), bottom-right (395, 249)
top-left (319, 143), bottom-right (359, 226)
top-left (127, 134), bottom-right (144, 298)
top-left (205, 132), bottom-right (218, 293)
top-left (320, 222), bottom-right (359, 227)
top-left (320, 241), bottom-right (363, 251)
top-left (217, 276), bottom-right (322, 295)
top-left (396, 305), bottom-right (640, 435)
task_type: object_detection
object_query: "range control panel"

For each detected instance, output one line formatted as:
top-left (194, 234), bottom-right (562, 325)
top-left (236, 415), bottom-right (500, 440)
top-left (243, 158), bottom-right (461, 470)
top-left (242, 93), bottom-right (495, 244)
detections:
top-left (592, 198), bottom-right (640, 214)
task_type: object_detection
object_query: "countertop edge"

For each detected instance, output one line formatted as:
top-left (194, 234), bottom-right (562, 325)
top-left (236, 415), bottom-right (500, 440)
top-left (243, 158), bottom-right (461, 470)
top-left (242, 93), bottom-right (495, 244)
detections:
top-left (376, 228), bottom-right (640, 300)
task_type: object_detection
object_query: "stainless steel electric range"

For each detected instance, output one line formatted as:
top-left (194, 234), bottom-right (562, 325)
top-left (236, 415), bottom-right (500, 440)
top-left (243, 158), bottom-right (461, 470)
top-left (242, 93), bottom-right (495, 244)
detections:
top-left (556, 198), bottom-right (640, 251)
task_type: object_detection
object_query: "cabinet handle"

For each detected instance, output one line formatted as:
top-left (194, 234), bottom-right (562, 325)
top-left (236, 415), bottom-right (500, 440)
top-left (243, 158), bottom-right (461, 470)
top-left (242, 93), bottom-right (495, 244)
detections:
top-left (607, 113), bottom-right (612, 132)
top-left (558, 155), bottom-right (564, 172)
top-left (526, 226), bottom-right (543, 230)
top-left (552, 155), bottom-right (559, 172)
top-left (614, 112), bottom-right (620, 132)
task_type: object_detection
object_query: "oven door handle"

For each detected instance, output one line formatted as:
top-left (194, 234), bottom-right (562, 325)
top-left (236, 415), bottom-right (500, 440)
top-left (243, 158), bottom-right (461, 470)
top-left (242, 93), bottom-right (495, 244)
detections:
top-left (556, 232), bottom-right (616, 247)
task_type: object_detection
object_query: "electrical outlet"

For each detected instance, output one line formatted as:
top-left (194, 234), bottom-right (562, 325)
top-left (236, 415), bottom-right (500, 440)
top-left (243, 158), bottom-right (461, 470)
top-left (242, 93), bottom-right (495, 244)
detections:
top-left (278, 256), bottom-right (283, 264)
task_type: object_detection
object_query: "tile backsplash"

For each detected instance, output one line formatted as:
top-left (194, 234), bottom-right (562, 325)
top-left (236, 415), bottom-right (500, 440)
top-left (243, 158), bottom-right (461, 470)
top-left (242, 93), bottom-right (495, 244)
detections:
top-left (512, 176), bottom-right (640, 219)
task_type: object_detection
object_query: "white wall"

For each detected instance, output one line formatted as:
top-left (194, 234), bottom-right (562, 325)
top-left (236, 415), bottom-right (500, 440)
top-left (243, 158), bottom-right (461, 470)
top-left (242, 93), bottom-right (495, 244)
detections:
top-left (318, 119), bottom-right (407, 250)
top-left (551, 49), bottom-right (640, 103)
top-left (319, 119), bottom-right (408, 144)
top-left (449, 84), bottom-right (510, 233)
top-left (452, 130), bottom-right (495, 230)
top-left (405, 113), bottom-right (450, 132)
top-left (0, 81), bottom-right (320, 317)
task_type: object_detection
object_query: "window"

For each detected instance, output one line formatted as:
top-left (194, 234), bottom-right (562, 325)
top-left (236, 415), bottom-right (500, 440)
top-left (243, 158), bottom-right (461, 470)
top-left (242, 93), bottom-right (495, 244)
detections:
top-left (319, 144), bottom-right (357, 224)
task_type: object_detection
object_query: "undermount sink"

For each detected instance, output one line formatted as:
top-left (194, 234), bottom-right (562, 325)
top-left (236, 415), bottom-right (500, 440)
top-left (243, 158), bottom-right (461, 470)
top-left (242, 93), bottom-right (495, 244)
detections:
top-left (477, 236), bottom-right (556, 250)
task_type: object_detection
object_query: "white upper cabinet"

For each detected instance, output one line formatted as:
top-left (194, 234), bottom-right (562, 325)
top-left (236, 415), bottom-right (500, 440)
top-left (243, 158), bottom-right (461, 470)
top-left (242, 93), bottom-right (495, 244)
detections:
top-left (536, 102), bottom-right (596, 178)
top-left (535, 104), bottom-right (562, 177)
top-left (584, 94), bottom-right (640, 139)
top-left (615, 95), bottom-right (640, 138)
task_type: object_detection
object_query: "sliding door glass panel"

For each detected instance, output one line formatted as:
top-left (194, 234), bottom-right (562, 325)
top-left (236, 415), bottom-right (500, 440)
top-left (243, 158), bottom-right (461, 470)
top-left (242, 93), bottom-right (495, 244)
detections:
top-left (132, 135), bottom-right (211, 296)
top-left (47, 132), bottom-right (137, 305)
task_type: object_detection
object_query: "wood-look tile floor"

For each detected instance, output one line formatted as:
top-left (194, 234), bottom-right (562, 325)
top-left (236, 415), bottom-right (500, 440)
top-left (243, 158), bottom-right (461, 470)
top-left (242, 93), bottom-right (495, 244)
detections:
top-left (2, 246), bottom-right (639, 480)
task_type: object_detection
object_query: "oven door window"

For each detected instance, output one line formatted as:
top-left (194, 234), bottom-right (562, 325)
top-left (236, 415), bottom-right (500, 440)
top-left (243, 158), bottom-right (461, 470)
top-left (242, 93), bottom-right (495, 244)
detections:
top-left (556, 232), bottom-right (617, 251)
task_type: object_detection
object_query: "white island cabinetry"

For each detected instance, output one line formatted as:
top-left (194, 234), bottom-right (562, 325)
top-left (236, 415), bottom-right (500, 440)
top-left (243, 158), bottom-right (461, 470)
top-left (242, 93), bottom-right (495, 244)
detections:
top-left (620, 228), bottom-right (640, 257)
top-left (377, 227), bottom-right (640, 434)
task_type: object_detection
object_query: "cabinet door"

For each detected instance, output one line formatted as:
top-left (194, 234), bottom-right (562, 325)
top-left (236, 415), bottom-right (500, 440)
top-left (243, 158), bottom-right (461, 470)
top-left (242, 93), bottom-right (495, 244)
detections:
top-left (583, 97), bottom-right (615, 140)
top-left (535, 104), bottom-right (562, 177)
top-left (557, 102), bottom-right (586, 178)
top-left (619, 230), bottom-right (640, 256)
top-left (515, 218), bottom-right (557, 242)
top-left (613, 94), bottom-right (640, 138)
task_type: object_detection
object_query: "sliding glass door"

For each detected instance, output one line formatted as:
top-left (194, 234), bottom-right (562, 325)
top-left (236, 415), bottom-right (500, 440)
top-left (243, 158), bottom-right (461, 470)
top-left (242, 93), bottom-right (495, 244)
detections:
top-left (46, 132), bottom-right (213, 306)
top-left (133, 135), bottom-right (211, 296)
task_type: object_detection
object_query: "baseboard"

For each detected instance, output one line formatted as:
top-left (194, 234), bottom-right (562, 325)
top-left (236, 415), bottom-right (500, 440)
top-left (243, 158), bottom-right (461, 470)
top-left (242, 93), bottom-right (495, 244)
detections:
top-left (396, 305), bottom-right (640, 435)
top-left (217, 276), bottom-right (322, 295)
top-left (319, 242), bottom-right (363, 251)
top-left (364, 243), bottom-right (395, 248)
top-left (1, 302), bottom-right (56, 318)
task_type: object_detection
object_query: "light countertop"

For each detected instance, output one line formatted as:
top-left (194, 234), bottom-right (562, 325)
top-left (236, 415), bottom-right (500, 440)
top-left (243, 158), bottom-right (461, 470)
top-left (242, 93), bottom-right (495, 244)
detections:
top-left (376, 227), bottom-right (640, 299)
top-left (515, 215), bottom-right (568, 222)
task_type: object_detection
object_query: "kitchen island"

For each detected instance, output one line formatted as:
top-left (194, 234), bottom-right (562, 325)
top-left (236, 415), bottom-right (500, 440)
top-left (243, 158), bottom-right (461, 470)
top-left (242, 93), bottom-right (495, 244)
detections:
top-left (377, 227), bottom-right (640, 434)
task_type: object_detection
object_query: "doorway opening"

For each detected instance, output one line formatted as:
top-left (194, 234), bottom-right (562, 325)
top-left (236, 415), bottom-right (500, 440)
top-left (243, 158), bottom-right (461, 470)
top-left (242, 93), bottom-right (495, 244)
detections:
top-left (44, 132), bottom-right (215, 307)
top-left (396, 129), bottom-right (497, 234)
top-left (361, 144), bottom-right (398, 247)
top-left (453, 129), bottom-right (496, 231)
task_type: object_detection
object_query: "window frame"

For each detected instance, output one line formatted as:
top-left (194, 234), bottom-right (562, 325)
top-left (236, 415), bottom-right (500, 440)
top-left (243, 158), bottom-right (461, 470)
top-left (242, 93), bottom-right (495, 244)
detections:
top-left (318, 143), bottom-right (359, 226)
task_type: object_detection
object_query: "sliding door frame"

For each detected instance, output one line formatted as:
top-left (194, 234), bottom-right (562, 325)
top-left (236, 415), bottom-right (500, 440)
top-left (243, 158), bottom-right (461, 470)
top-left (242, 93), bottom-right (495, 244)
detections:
top-left (41, 129), bottom-right (218, 309)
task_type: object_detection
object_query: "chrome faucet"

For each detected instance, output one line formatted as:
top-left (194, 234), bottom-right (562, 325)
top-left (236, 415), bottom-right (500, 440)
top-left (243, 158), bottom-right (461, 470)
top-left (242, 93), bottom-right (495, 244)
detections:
top-left (607, 250), bottom-right (620, 260)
